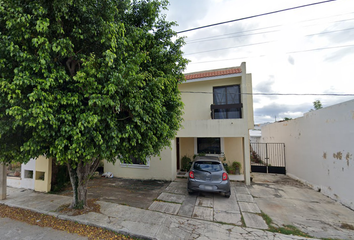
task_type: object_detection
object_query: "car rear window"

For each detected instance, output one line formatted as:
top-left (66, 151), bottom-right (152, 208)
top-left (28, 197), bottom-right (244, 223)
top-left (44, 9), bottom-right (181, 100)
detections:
top-left (194, 161), bottom-right (222, 172)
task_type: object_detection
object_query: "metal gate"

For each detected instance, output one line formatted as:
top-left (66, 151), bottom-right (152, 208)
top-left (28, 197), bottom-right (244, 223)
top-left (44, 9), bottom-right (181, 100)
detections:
top-left (250, 143), bottom-right (286, 174)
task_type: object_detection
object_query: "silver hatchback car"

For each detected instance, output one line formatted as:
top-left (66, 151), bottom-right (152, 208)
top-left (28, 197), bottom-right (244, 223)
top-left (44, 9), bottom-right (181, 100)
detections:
top-left (187, 156), bottom-right (231, 198)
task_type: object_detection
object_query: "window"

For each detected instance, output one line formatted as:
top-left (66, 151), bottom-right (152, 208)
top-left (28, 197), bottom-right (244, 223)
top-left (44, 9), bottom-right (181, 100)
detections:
top-left (194, 161), bottom-right (222, 172)
top-left (197, 138), bottom-right (221, 154)
top-left (212, 85), bottom-right (242, 119)
top-left (120, 156), bottom-right (150, 168)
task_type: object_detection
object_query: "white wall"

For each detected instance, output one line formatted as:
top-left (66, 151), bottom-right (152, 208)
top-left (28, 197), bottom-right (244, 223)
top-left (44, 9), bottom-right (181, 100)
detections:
top-left (21, 159), bottom-right (35, 189)
top-left (261, 99), bottom-right (354, 210)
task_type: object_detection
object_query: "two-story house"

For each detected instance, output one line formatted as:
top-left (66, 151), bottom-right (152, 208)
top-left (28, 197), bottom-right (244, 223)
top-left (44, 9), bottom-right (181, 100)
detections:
top-left (104, 62), bottom-right (254, 185)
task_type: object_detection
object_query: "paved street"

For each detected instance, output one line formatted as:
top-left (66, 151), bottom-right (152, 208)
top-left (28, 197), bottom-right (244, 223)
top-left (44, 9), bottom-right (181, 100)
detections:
top-left (0, 217), bottom-right (87, 240)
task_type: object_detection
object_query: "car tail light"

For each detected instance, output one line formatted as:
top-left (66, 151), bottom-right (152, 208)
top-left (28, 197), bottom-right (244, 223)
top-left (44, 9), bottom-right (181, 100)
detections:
top-left (189, 171), bottom-right (194, 179)
top-left (222, 172), bottom-right (228, 181)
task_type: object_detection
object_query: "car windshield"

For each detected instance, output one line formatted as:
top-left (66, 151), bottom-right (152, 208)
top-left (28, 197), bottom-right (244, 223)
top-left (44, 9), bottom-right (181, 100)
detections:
top-left (194, 161), bottom-right (222, 172)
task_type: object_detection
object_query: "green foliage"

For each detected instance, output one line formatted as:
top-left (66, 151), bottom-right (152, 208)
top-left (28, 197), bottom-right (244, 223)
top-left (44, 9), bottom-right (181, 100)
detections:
top-left (284, 117), bottom-right (292, 121)
top-left (310, 100), bottom-right (323, 112)
top-left (229, 161), bottom-right (241, 174)
top-left (0, 0), bottom-right (188, 208)
top-left (260, 212), bottom-right (313, 238)
top-left (313, 100), bottom-right (323, 110)
top-left (181, 155), bottom-right (191, 171)
top-left (0, 0), bottom-right (188, 165)
top-left (50, 162), bottom-right (70, 193)
top-left (231, 161), bottom-right (241, 170)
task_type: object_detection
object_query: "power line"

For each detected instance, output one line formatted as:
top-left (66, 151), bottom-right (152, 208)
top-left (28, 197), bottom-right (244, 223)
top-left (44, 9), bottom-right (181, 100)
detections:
top-left (184, 27), bottom-right (354, 56)
top-left (180, 91), bottom-right (354, 96)
top-left (177, 0), bottom-right (336, 34)
top-left (188, 44), bottom-right (354, 64)
top-left (185, 12), bottom-right (354, 44)
top-left (186, 18), bottom-right (354, 45)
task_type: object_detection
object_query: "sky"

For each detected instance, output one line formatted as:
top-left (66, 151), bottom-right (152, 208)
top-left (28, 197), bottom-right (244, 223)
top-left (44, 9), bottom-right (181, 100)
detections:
top-left (164, 0), bottom-right (354, 124)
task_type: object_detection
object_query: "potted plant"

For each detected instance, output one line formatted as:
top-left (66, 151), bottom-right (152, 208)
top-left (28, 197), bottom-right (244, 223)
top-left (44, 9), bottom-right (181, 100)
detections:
top-left (232, 161), bottom-right (242, 175)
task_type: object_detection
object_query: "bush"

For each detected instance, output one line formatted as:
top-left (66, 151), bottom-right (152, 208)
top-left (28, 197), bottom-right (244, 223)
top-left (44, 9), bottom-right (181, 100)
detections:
top-left (181, 156), bottom-right (192, 171)
top-left (232, 161), bottom-right (241, 170)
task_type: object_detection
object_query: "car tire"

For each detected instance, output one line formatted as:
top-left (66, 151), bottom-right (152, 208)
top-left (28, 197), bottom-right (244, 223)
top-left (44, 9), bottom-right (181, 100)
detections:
top-left (188, 189), bottom-right (194, 195)
top-left (224, 191), bottom-right (231, 198)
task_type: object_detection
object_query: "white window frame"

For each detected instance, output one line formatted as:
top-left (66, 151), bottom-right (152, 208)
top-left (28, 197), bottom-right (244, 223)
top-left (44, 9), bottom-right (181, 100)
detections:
top-left (119, 156), bottom-right (150, 169)
top-left (194, 137), bottom-right (224, 157)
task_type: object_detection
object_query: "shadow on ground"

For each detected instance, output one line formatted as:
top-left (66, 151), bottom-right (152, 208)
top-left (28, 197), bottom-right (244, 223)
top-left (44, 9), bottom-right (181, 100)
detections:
top-left (57, 177), bottom-right (171, 209)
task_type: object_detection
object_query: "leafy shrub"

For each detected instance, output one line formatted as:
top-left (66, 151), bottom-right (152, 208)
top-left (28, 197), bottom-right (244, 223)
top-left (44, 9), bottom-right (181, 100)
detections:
top-left (181, 156), bottom-right (192, 171)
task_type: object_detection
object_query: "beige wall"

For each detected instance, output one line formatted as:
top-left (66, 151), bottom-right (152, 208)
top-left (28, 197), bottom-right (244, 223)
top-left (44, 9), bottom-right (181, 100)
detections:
top-left (179, 77), bottom-right (242, 121)
top-left (179, 137), bottom-right (194, 159)
top-left (177, 72), bottom-right (254, 138)
top-left (104, 139), bottom-right (176, 181)
top-left (224, 137), bottom-right (244, 174)
top-left (34, 156), bottom-right (52, 192)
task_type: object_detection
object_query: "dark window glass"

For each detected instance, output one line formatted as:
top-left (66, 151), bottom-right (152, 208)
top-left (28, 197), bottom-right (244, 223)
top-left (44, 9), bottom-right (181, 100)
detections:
top-left (194, 161), bottom-right (222, 172)
top-left (197, 138), bottom-right (221, 154)
top-left (122, 156), bottom-right (147, 165)
top-left (213, 85), bottom-right (241, 119)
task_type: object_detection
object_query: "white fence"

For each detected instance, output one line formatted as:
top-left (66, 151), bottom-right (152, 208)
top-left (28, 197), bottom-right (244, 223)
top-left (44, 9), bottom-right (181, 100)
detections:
top-left (261, 99), bottom-right (354, 210)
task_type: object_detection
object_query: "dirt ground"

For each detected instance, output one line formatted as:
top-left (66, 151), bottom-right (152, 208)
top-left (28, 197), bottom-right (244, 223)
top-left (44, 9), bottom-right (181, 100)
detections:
top-left (57, 176), bottom-right (171, 209)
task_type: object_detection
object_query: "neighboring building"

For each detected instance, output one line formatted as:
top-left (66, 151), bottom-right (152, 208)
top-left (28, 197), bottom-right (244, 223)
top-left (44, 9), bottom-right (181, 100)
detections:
top-left (250, 123), bottom-right (270, 143)
top-left (261, 99), bottom-right (354, 210)
top-left (7, 156), bottom-right (52, 192)
top-left (105, 62), bottom-right (254, 184)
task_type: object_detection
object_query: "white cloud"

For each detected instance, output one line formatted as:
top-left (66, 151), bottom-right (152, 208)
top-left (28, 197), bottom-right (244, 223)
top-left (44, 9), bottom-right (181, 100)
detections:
top-left (166, 0), bottom-right (354, 123)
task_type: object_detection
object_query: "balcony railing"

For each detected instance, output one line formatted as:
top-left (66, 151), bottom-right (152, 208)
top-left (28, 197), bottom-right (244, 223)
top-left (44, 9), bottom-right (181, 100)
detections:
top-left (210, 103), bottom-right (243, 119)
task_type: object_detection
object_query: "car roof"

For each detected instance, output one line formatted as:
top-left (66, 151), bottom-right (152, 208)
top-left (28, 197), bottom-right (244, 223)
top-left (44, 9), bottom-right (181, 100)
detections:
top-left (194, 156), bottom-right (221, 162)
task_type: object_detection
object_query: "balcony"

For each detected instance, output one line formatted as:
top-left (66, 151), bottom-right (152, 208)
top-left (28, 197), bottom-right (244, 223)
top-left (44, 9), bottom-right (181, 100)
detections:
top-left (210, 103), bottom-right (243, 119)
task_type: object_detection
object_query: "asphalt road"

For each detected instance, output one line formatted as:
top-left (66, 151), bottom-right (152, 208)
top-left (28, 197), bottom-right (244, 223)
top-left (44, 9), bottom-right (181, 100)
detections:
top-left (0, 217), bottom-right (88, 240)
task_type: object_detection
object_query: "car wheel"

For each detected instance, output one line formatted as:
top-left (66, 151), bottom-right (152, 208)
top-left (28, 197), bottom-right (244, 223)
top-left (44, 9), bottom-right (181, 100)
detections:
top-left (224, 191), bottom-right (231, 198)
top-left (188, 189), bottom-right (194, 195)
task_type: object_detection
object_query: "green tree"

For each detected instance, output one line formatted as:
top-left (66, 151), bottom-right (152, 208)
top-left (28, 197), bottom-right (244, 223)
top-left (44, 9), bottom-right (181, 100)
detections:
top-left (310, 100), bottom-right (323, 111)
top-left (313, 100), bottom-right (323, 110)
top-left (0, 0), bottom-right (188, 208)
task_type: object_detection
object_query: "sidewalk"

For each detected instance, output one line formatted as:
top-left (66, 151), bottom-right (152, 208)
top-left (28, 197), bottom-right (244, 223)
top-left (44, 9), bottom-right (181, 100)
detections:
top-left (0, 185), bottom-right (314, 240)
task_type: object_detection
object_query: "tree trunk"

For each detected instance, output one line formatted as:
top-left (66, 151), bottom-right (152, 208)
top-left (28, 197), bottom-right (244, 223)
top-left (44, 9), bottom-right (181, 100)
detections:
top-left (67, 158), bottom-right (101, 209)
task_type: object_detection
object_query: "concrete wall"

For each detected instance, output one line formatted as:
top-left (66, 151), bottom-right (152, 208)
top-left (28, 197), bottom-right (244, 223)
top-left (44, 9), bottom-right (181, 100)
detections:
top-left (104, 139), bottom-right (176, 181)
top-left (7, 156), bottom-right (52, 192)
top-left (34, 156), bottom-right (52, 192)
top-left (21, 159), bottom-right (35, 189)
top-left (261, 99), bottom-right (354, 210)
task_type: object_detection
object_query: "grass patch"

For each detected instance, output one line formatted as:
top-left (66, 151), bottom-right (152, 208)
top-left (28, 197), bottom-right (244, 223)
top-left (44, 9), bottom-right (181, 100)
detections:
top-left (340, 223), bottom-right (354, 230)
top-left (259, 211), bottom-right (313, 238)
top-left (152, 199), bottom-right (182, 205)
top-left (241, 215), bottom-right (246, 227)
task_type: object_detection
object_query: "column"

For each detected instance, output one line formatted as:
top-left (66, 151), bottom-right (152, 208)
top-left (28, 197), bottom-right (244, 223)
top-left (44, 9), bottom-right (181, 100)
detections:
top-left (0, 163), bottom-right (7, 200)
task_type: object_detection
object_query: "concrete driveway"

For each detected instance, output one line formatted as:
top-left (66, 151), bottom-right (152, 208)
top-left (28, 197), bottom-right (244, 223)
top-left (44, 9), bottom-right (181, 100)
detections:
top-left (148, 178), bottom-right (268, 230)
top-left (249, 173), bottom-right (354, 239)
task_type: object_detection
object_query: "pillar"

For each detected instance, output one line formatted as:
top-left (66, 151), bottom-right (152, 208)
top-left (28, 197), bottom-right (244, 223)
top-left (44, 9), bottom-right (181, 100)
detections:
top-left (243, 137), bottom-right (251, 185)
top-left (0, 163), bottom-right (7, 200)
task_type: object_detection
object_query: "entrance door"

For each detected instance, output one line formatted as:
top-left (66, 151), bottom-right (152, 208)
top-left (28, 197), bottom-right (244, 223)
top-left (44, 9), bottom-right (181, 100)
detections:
top-left (176, 138), bottom-right (180, 170)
